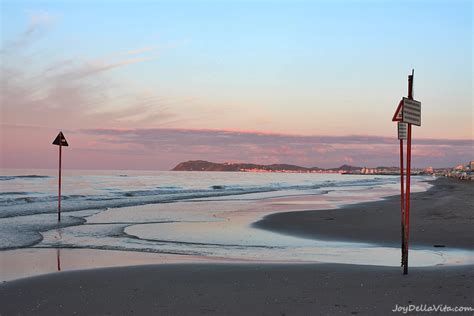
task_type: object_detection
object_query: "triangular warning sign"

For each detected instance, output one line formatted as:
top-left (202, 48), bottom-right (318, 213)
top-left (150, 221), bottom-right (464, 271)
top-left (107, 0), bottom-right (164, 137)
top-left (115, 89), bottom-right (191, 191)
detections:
top-left (392, 99), bottom-right (403, 122)
top-left (52, 132), bottom-right (69, 146)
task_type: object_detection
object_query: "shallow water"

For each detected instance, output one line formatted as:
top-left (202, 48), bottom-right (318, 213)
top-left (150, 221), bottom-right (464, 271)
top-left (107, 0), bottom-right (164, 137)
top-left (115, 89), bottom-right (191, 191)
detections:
top-left (1, 169), bottom-right (402, 250)
top-left (1, 169), bottom-right (472, 279)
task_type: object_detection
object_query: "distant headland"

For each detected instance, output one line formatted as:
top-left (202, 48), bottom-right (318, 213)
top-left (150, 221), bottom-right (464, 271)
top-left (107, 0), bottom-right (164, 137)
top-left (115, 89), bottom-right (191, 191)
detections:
top-left (172, 160), bottom-right (395, 175)
top-left (171, 160), bottom-right (474, 178)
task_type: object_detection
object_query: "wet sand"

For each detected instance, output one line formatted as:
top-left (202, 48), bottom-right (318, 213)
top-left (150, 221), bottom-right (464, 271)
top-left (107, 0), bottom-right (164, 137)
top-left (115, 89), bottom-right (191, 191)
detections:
top-left (255, 177), bottom-right (474, 250)
top-left (1, 264), bottom-right (473, 315)
top-left (0, 248), bottom-right (226, 282)
top-left (1, 177), bottom-right (473, 315)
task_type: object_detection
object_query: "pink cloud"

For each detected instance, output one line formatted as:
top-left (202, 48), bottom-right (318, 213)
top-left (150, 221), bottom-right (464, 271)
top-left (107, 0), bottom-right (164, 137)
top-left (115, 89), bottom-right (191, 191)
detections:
top-left (2, 126), bottom-right (470, 170)
top-left (1, 19), bottom-right (176, 131)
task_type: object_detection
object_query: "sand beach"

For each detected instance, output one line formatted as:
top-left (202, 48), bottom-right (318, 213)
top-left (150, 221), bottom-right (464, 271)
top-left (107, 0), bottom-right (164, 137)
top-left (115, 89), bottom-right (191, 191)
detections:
top-left (255, 177), bottom-right (474, 250)
top-left (1, 177), bottom-right (473, 315)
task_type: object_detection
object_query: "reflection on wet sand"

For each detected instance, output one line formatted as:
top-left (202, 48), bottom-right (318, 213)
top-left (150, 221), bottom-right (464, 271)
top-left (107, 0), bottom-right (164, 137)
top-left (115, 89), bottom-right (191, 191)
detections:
top-left (0, 248), bottom-right (220, 282)
top-left (56, 248), bottom-right (61, 272)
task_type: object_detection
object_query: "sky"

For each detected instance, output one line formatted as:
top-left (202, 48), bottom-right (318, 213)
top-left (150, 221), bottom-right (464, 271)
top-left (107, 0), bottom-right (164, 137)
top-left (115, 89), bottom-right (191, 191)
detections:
top-left (1, 0), bottom-right (472, 170)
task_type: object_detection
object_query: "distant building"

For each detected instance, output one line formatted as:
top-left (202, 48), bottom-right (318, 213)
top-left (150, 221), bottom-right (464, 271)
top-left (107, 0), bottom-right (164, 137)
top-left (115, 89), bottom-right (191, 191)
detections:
top-left (423, 166), bottom-right (434, 174)
top-left (447, 160), bottom-right (473, 180)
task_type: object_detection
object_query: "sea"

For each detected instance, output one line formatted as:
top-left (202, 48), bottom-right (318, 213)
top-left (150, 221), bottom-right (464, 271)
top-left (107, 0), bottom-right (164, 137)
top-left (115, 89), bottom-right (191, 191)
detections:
top-left (1, 169), bottom-right (472, 271)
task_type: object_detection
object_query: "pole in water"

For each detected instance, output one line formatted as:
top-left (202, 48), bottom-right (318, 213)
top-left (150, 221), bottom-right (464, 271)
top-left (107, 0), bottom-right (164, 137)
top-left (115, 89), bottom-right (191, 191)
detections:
top-left (52, 132), bottom-right (69, 222)
top-left (58, 144), bottom-right (62, 221)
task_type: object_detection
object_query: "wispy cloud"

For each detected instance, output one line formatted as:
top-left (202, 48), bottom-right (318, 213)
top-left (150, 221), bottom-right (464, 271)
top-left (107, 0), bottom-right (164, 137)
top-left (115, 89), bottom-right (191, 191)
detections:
top-left (1, 15), bottom-right (172, 129)
top-left (55, 55), bottom-right (159, 81)
top-left (1, 11), bottom-right (55, 52)
top-left (81, 127), bottom-right (473, 147)
top-left (124, 46), bottom-right (156, 56)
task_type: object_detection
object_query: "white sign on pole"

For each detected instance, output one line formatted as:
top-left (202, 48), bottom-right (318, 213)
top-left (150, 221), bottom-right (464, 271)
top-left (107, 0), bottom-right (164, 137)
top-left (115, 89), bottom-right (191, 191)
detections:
top-left (402, 97), bottom-right (421, 126)
top-left (398, 122), bottom-right (407, 140)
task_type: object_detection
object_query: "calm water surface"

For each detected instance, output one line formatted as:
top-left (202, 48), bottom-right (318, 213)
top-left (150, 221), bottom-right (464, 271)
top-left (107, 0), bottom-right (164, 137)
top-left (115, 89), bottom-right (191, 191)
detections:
top-left (1, 169), bottom-right (472, 279)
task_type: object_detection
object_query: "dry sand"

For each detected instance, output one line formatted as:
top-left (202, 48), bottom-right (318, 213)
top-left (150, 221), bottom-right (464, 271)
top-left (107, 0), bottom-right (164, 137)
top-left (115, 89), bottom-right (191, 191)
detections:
top-left (1, 264), bottom-right (473, 315)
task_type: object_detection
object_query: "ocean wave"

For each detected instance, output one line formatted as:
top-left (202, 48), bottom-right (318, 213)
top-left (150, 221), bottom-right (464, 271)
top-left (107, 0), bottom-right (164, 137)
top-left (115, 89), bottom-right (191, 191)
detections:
top-left (211, 185), bottom-right (225, 190)
top-left (0, 194), bottom-right (88, 207)
top-left (0, 192), bottom-right (30, 196)
top-left (0, 175), bottom-right (51, 181)
top-left (0, 213), bottom-right (86, 250)
top-left (0, 176), bottom-right (399, 219)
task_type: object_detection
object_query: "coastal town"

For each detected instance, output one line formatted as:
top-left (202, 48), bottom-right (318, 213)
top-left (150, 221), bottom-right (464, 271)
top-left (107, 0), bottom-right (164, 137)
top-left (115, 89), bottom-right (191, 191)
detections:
top-left (352, 160), bottom-right (473, 179)
top-left (172, 160), bottom-right (474, 180)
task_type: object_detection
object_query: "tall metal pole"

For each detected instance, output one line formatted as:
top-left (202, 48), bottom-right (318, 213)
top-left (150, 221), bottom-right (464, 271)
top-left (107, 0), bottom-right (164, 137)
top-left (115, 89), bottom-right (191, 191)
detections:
top-left (58, 144), bottom-right (62, 222)
top-left (404, 124), bottom-right (412, 275)
top-left (403, 70), bottom-right (414, 275)
top-left (400, 139), bottom-right (405, 266)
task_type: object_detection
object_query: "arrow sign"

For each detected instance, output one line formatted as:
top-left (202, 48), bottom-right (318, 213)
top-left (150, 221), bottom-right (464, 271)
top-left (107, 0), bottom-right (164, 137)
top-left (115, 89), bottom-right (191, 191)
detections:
top-left (53, 132), bottom-right (69, 146)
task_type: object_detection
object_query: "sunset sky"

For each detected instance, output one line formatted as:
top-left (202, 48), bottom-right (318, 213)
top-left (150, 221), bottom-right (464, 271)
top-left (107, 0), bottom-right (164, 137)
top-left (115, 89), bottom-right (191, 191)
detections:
top-left (1, 0), bottom-right (472, 169)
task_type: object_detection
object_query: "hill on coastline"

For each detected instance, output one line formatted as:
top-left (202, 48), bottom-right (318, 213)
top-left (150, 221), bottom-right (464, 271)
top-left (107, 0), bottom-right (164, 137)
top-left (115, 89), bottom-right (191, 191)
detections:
top-left (171, 160), bottom-right (359, 173)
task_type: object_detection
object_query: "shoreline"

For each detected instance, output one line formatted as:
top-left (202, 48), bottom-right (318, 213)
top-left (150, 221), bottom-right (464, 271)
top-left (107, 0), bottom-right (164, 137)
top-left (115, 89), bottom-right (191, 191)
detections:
top-left (1, 177), bottom-right (472, 281)
top-left (1, 177), bottom-right (473, 314)
top-left (253, 177), bottom-right (474, 250)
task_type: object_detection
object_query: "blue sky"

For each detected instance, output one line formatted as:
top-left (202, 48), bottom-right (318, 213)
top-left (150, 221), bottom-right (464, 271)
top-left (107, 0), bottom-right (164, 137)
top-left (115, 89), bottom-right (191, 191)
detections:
top-left (1, 0), bottom-right (472, 169)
